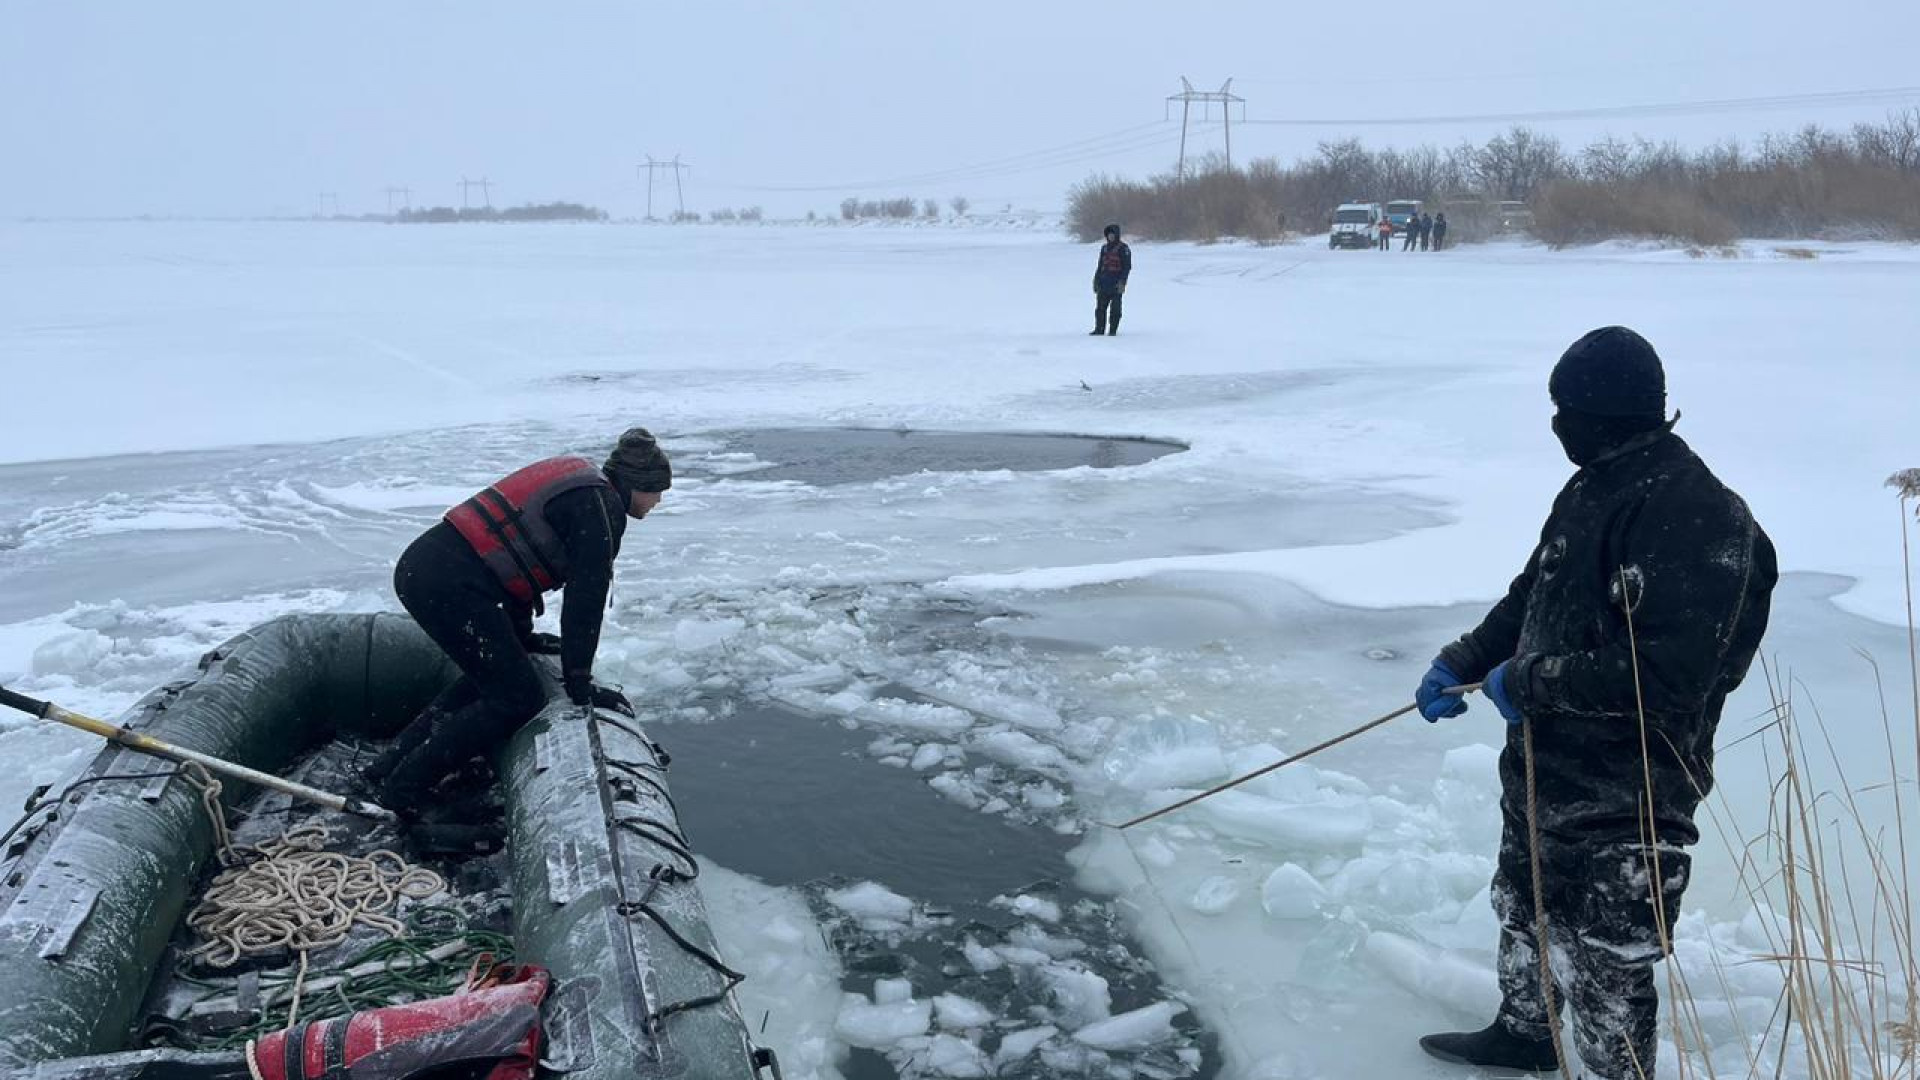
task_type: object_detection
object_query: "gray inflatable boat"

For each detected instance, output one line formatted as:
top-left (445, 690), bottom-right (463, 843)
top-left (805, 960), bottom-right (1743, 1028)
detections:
top-left (0, 613), bottom-right (772, 1080)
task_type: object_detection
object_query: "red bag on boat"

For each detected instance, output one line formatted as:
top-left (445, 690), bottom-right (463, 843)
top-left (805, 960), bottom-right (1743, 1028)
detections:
top-left (247, 963), bottom-right (550, 1080)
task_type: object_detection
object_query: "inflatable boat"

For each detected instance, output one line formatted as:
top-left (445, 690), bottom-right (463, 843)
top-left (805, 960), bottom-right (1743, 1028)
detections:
top-left (0, 613), bottom-right (773, 1080)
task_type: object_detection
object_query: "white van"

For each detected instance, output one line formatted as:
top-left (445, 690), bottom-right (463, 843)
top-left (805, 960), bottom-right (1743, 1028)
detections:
top-left (1330, 202), bottom-right (1382, 250)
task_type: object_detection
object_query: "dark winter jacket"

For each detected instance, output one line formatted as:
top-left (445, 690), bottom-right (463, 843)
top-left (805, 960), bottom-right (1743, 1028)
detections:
top-left (416, 484), bottom-right (628, 681)
top-left (1418, 213), bottom-right (1434, 236)
top-left (1094, 240), bottom-right (1132, 292)
top-left (1438, 429), bottom-right (1776, 846)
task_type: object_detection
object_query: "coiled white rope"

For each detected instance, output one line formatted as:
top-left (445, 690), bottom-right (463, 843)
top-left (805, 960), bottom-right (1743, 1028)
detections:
top-left (179, 767), bottom-right (444, 1027)
top-left (186, 824), bottom-right (443, 968)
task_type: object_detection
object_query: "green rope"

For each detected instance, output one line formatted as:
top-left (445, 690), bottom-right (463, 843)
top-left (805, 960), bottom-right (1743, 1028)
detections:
top-left (148, 908), bottom-right (513, 1051)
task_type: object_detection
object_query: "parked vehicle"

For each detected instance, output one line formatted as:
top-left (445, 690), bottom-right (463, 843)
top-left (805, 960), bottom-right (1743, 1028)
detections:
top-left (1498, 200), bottom-right (1535, 234)
top-left (1329, 202), bottom-right (1383, 249)
top-left (1384, 199), bottom-right (1423, 233)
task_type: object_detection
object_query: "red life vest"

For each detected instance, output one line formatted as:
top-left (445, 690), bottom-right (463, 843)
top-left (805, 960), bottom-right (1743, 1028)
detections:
top-left (248, 964), bottom-right (550, 1080)
top-left (445, 456), bottom-right (609, 605)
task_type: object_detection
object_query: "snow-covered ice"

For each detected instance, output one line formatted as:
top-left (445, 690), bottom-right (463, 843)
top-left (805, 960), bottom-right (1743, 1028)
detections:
top-left (3, 220), bottom-right (1917, 1080)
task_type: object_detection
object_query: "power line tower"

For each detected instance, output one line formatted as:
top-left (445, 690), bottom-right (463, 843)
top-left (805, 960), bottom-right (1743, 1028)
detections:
top-left (638, 156), bottom-right (689, 220)
top-left (458, 177), bottom-right (494, 210)
top-left (316, 191), bottom-right (339, 218)
top-left (383, 186), bottom-right (413, 214)
top-left (1165, 77), bottom-right (1246, 179)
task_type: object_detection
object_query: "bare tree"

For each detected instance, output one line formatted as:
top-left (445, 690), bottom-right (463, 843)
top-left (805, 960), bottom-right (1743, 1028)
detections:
top-left (1470, 127), bottom-right (1570, 200)
top-left (922, 198), bottom-right (940, 219)
top-left (949, 195), bottom-right (970, 217)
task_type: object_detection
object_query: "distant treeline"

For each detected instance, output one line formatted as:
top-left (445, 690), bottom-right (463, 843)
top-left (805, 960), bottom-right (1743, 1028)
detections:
top-left (1066, 109), bottom-right (1920, 247)
top-left (395, 202), bottom-right (608, 223)
top-left (839, 197), bottom-right (970, 221)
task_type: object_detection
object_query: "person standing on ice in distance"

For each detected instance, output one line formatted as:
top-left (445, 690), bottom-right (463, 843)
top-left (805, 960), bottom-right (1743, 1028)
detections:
top-left (1412, 327), bottom-right (1776, 1080)
top-left (1432, 212), bottom-right (1449, 250)
top-left (1091, 222), bottom-right (1131, 336)
top-left (364, 428), bottom-right (672, 816)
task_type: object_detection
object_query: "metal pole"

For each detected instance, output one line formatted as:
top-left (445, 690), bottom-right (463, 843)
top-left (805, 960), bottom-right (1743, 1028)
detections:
top-left (1224, 100), bottom-right (1233, 170)
top-left (0, 685), bottom-right (397, 822)
top-left (1178, 98), bottom-right (1190, 181)
top-left (674, 158), bottom-right (685, 217)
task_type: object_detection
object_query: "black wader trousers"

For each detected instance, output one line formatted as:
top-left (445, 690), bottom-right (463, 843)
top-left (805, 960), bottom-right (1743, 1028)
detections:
top-left (1094, 288), bottom-right (1123, 334)
top-left (1491, 811), bottom-right (1692, 1080)
top-left (366, 525), bottom-right (547, 812)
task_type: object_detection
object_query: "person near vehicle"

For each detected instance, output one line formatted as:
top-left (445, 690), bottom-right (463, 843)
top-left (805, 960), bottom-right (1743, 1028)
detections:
top-left (1091, 223), bottom-right (1132, 336)
top-left (365, 428), bottom-right (673, 815)
top-left (1413, 327), bottom-right (1776, 1080)
top-left (1402, 212), bottom-right (1419, 251)
top-left (1432, 212), bottom-right (1449, 250)
top-left (1419, 211), bottom-right (1435, 250)
top-left (1377, 215), bottom-right (1393, 251)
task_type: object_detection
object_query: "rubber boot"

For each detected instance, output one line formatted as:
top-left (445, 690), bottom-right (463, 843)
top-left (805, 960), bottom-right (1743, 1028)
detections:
top-left (1419, 1022), bottom-right (1561, 1073)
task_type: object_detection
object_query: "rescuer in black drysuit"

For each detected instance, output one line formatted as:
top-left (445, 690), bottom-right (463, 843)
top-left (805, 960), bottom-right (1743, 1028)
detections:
top-left (364, 428), bottom-right (673, 825)
top-left (1413, 327), bottom-right (1777, 1080)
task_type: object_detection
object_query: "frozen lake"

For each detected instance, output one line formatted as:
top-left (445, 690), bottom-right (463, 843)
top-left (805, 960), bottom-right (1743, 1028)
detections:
top-left (2, 220), bottom-right (1916, 1080)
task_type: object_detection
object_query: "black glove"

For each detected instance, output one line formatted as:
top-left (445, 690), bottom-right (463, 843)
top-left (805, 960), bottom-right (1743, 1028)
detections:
top-left (522, 631), bottom-right (563, 656)
top-left (564, 671), bottom-right (593, 708)
top-left (592, 685), bottom-right (636, 718)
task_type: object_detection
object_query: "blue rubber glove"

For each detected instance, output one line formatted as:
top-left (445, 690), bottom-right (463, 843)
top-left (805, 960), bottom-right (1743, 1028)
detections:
top-left (1416, 661), bottom-right (1468, 722)
top-left (1485, 660), bottom-right (1525, 726)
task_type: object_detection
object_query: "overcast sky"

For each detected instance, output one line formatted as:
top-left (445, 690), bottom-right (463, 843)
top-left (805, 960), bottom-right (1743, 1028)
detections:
top-left (5, 0), bottom-right (1918, 219)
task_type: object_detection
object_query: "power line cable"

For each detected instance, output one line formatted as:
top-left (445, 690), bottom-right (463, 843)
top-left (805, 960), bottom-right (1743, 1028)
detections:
top-left (1242, 85), bottom-right (1920, 127)
top-left (711, 121), bottom-right (1190, 193)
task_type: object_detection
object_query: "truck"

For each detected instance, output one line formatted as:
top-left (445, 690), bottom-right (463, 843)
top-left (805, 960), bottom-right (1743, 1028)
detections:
top-left (1385, 199), bottom-right (1424, 233)
top-left (1329, 202), bottom-right (1383, 250)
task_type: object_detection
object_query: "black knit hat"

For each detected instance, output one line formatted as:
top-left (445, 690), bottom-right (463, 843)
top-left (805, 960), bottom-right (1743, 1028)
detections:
top-left (604, 428), bottom-right (672, 493)
top-left (1103, 223), bottom-right (1121, 238)
top-left (1549, 326), bottom-right (1666, 420)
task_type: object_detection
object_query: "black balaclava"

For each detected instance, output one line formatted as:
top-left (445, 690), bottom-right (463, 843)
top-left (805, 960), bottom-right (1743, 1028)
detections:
top-left (1548, 326), bottom-right (1669, 466)
top-left (603, 427), bottom-right (673, 497)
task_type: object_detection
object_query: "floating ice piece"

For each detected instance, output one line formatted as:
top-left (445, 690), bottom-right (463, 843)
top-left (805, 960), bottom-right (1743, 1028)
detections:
top-left (925, 1032), bottom-right (990, 1077)
top-left (1102, 715), bottom-right (1228, 791)
top-left (976, 729), bottom-right (1068, 772)
top-left (1042, 962), bottom-right (1112, 1026)
top-left (993, 1025), bottom-right (1057, 1065)
top-left (1193, 789), bottom-right (1373, 851)
top-left (1071, 1000), bottom-right (1187, 1050)
top-left (933, 993), bottom-right (994, 1030)
top-left (834, 991), bottom-right (932, 1049)
top-left (993, 893), bottom-right (1062, 924)
top-left (1362, 931), bottom-right (1499, 1019)
top-left (674, 617), bottom-right (746, 652)
top-left (1006, 924), bottom-right (1083, 959)
top-left (1187, 875), bottom-right (1242, 916)
top-left (961, 937), bottom-right (1004, 973)
top-left (769, 663), bottom-right (848, 690)
top-left (825, 881), bottom-right (915, 928)
top-left (927, 771), bottom-right (984, 809)
top-left (909, 743), bottom-right (947, 771)
top-left (914, 681), bottom-right (1064, 732)
top-left (874, 978), bottom-right (914, 1005)
top-left (856, 697), bottom-right (974, 734)
top-left (1021, 781), bottom-right (1066, 809)
top-left (1261, 863), bottom-right (1326, 920)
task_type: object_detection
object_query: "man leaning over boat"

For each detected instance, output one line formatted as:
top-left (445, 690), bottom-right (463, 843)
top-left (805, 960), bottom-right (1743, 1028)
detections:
top-left (362, 428), bottom-right (672, 821)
